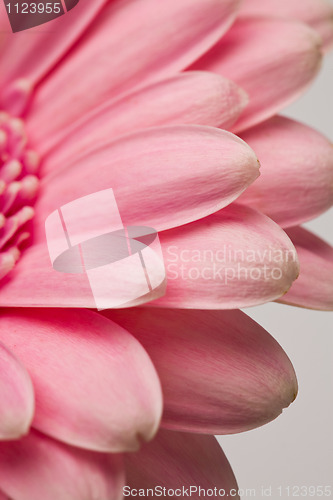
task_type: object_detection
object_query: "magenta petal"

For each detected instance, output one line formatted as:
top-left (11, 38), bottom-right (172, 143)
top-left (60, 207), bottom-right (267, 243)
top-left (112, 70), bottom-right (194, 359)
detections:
top-left (0, 0), bottom-right (109, 112)
top-left (0, 243), bottom-right (101, 308)
top-left (0, 239), bottom-right (165, 308)
top-left (36, 126), bottom-right (260, 233)
top-left (152, 204), bottom-right (299, 309)
top-left (0, 430), bottom-right (124, 500)
top-left (0, 309), bottom-right (162, 452)
top-left (126, 430), bottom-right (239, 499)
top-left (237, 116), bottom-right (333, 227)
top-left (191, 17), bottom-right (322, 132)
top-left (30, 72), bottom-right (248, 158)
top-left (106, 308), bottom-right (298, 435)
top-left (28, 0), bottom-right (241, 140)
top-left (279, 226), bottom-right (333, 311)
top-left (0, 204), bottom-right (296, 310)
top-left (240, 0), bottom-right (333, 51)
top-left (0, 253), bottom-right (15, 281)
top-left (0, 342), bottom-right (34, 440)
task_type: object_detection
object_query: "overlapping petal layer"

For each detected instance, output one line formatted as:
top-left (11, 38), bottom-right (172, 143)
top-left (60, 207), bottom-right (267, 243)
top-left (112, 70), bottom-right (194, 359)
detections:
top-left (191, 17), bottom-right (322, 132)
top-left (240, 0), bottom-right (333, 50)
top-left (0, 0), bottom-right (109, 113)
top-left (0, 243), bottom-right (97, 307)
top-left (0, 309), bottom-right (162, 452)
top-left (237, 116), bottom-right (333, 227)
top-left (27, 0), bottom-right (241, 143)
top-left (0, 342), bottom-right (34, 440)
top-left (0, 430), bottom-right (124, 500)
top-left (0, 203), bottom-right (299, 309)
top-left (107, 308), bottom-right (298, 435)
top-left (0, 126), bottom-right (260, 308)
top-left (279, 226), bottom-right (333, 310)
top-left (152, 204), bottom-right (299, 309)
top-left (36, 126), bottom-right (260, 233)
top-left (36, 72), bottom-right (248, 159)
top-left (125, 430), bottom-right (240, 499)
top-left (0, 0), bottom-right (328, 494)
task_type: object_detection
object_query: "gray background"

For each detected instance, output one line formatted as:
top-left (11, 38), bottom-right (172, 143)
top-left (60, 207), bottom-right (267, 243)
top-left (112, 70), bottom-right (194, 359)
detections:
top-left (218, 42), bottom-right (333, 497)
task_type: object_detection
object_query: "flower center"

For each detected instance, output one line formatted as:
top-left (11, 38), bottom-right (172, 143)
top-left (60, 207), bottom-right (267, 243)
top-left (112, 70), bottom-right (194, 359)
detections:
top-left (0, 111), bottom-right (39, 280)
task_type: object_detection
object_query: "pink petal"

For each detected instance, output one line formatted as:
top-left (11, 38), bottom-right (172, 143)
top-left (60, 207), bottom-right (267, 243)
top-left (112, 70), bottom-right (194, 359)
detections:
top-left (0, 342), bottom-right (34, 440)
top-left (31, 72), bottom-right (248, 158)
top-left (237, 116), bottom-right (333, 227)
top-left (0, 205), bottom-right (296, 310)
top-left (0, 430), bottom-right (124, 500)
top-left (0, 252), bottom-right (15, 280)
top-left (151, 204), bottom-right (299, 309)
top-left (240, 0), bottom-right (333, 51)
top-left (0, 0), bottom-right (109, 115)
top-left (126, 430), bottom-right (239, 498)
top-left (0, 220), bottom-right (165, 308)
top-left (0, 309), bottom-right (162, 452)
top-left (191, 17), bottom-right (322, 132)
top-left (28, 0), bottom-right (241, 141)
top-left (0, 242), bottom-right (137, 308)
top-left (36, 126), bottom-right (260, 233)
top-left (106, 308), bottom-right (298, 435)
top-left (279, 226), bottom-right (333, 311)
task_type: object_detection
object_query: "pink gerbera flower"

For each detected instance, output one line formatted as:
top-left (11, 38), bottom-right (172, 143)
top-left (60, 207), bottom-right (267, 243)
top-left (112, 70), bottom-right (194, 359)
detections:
top-left (0, 0), bottom-right (332, 498)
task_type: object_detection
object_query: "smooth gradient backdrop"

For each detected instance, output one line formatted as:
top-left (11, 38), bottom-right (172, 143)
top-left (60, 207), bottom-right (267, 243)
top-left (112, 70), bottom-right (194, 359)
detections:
top-left (218, 41), bottom-right (333, 499)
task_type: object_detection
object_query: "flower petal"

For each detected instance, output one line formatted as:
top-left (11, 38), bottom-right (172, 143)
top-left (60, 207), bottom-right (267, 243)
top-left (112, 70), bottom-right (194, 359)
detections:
top-left (0, 342), bottom-right (34, 440)
top-left (31, 72), bottom-right (248, 158)
top-left (107, 308), bottom-right (298, 435)
top-left (0, 240), bottom-right (93, 307)
top-left (0, 309), bottom-right (162, 452)
top-left (28, 0), bottom-right (241, 140)
top-left (0, 253), bottom-right (15, 280)
top-left (0, 239), bottom-right (164, 308)
top-left (0, 205), bottom-right (296, 310)
top-left (126, 430), bottom-right (239, 498)
top-left (237, 116), bottom-right (333, 227)
top-left (0, 0), bottom-right (109, 114)
top-left (279, 226), bottom-right (333, 311)
top-left (191, 17), bottom-right (322, 132)
top-left (0, 430), bottom-right (124, 500)
top-left (240, 0), bottom-right (333, 51)
top-left (36, 126), bottom-right (260, 232)
top-left (151, 204), bottom-right (299, 309)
